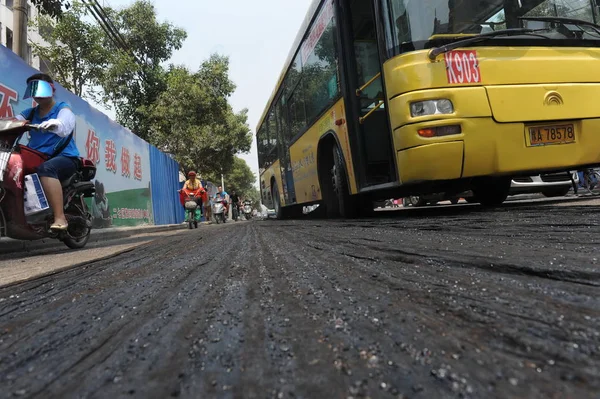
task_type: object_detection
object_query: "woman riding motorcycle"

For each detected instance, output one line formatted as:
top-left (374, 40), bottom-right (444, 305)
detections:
top-left (178, 171), bottom-right (205, 222)
top-left (15, 73), bottom-right (79, 231)
top-left (213, 186), bottom-right (229, 218)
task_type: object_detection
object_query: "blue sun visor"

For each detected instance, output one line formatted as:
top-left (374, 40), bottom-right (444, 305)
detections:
top-left (23, 80), bottom-right (53, 99)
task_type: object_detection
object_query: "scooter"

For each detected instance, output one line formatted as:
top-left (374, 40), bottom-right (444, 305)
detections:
top-left (0, 119), bottom-right (96, 249)
top-left (181, 188), bottom-right (203, 229)
top-left (243, 201), bottom-right (252, 220)
top-left (212, 198), bottom-right (227, 224)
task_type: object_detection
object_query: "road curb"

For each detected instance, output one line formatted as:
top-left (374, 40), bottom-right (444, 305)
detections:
top-left (0, 223), bottom-right (187, 254)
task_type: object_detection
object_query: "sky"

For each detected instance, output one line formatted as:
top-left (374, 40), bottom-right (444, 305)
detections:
top-left (92, 0), bottom-right (314, 187)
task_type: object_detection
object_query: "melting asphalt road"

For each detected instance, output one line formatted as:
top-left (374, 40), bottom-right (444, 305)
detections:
top-left (0, 201), bottom-right (599, 398)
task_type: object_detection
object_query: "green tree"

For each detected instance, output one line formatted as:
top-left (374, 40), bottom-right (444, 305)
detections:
top-left (30, 0), bottom-right (70, 19)
top-left (30, 0), bottom-right (251, 183)
top-left (146, 55), bottom-right (252, 177)
top-left (30, 0), bottom-right (113, 99)
top-left (100, 0), bottom-right (187, 140)
top-left (205, 157), bottom-right (256, 198)
top-left (526, 3), bottom-right (570, 18)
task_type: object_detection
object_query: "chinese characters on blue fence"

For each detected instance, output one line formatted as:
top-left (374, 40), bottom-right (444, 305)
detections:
top-left (85, 129), bottom-right (143, 181)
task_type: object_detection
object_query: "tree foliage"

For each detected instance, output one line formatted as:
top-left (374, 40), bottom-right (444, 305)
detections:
top-left (245, 186), bottom-right (262, 209)
top-left (146, 55), bottom-right (252, 177)
top-left (99, 0), bottom-right (187, 140)
top-left (30, 0), bottom-right (253, 188)
top-left (31, 1), bottom-right (112, 98)
top-left (204, 157), bottom-right (256, 198)
top-left (30, 0), bottom-right (70, 19)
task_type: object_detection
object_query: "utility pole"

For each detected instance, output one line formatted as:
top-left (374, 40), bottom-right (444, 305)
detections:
top-left (12, 0), bottom-right (28, 62)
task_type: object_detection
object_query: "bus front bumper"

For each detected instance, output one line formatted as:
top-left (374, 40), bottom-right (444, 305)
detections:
top-left (395, 117), bottom-right (600, 184)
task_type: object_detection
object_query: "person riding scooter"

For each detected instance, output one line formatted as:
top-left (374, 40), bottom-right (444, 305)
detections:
top-left (214, 186), bottom-right (229, 219)
top-left (178, 171), bottom-right (205, 223)
top-left (242, 198), bottom-right (253, 220)
top-left (15, 73), bottom-right (79, 231)
top-left (180, 171), bottom-right (204, 205)
top-left (230, 189), bottom-right (240, 221)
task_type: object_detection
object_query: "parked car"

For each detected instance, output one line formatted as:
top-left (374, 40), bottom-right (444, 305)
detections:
top-left (509, 171), bottom-right (578, 197)
top-left (405, 171), bottom-right (579, 207)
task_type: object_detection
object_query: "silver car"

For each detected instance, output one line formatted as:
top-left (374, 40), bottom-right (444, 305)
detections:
top-left (407, 171), bottom-right (578, 207)
top-left (510, 171), bottom-right (579, 197)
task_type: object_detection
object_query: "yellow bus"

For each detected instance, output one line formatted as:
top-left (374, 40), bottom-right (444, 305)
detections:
top-left (256, 0), bottom-right (600, 219)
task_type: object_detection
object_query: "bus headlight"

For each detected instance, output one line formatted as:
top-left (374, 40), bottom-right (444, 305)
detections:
top-left (410, 99), bottom-right (454, 117)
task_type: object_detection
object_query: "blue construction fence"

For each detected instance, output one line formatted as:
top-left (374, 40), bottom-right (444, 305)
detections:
top-left (0, 46), bottom-right (183, 227)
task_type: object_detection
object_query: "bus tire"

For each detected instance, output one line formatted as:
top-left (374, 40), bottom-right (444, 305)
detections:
top-left (318, 145), bottom-right (339, 218)
top-left (283, 204), bottom-right (304, 219)
top-left (333, 146), bottom-right (358, 218)
top-left (357, 197), bottom-right (375, 216)
top-left (271, 181), bottom-right (303, 219)
top-left (272, 181), bottom-right (284, 219)
top-left (324, 144), bottom-right (357, 218)
top-left (471, 177), bottom-right (510, 206)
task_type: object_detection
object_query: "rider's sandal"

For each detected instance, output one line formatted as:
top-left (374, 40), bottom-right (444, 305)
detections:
top-left (50, 223), bottom-right (68, 231)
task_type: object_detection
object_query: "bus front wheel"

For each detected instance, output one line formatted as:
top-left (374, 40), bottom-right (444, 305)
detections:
top-left (272, 181), bottom-right (303, 219)
top-left (272, 182), bottom-right (284, 219)
top-left (471, 177), bottom-right (511, 206)
top-left (318, 143), bottom-right (357, 218)
top-left (330, 145), bottom-right (358, 218)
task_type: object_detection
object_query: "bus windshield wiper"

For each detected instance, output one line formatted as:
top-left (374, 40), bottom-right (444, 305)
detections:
top-left (428, 28), bottom-right (535, 60)
top-left (518, 16), bottom-right (600, 35)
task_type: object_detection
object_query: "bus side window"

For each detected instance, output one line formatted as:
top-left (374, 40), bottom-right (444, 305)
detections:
top-left (302, 18), bottom-right (339, 122)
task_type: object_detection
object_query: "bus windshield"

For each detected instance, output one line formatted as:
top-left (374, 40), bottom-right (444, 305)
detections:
top-left (384, 0), bottom-right (598, 54)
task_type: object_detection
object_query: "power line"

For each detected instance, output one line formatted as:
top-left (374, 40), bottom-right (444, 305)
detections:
top-left (82, 0), bottom-right (126, 50)
top-left (81, 1), bottom-right (122, 48)
top-left (81, 0), bottom-right (142, 65)
top-left (90, 0), bottom-right (130, 53)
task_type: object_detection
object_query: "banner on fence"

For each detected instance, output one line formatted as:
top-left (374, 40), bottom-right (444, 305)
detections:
top-left (0, 47), bottom-right (181, 227)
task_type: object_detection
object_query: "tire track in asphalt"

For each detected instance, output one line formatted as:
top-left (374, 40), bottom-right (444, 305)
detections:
top-left (256, 212), bottom-right (600, 398)
top-left (0, 202), bottom-right (598, 399)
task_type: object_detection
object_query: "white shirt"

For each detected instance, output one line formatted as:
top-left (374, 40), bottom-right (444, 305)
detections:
top-left (16, 107), bottom-right (76, 138)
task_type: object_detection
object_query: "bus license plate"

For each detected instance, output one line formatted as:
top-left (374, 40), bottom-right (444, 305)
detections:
top-left (527, 124), bottom-right (575, 147)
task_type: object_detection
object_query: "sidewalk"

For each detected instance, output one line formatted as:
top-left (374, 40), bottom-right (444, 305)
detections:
top-left (0, 223), bottom-right (188, 254)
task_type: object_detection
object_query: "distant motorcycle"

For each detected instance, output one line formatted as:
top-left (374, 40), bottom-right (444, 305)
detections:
top-left (212, 198), bottom-right (227, 224)
top-left (243, 200), bottom-right (253, 220)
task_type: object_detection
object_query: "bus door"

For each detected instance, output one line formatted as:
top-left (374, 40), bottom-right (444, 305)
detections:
top-left (338, 0), bottom-right (395, 188)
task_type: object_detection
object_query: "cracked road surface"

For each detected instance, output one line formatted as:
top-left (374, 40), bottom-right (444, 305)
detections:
top-left (0, 200), bottom-right (599, 398)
